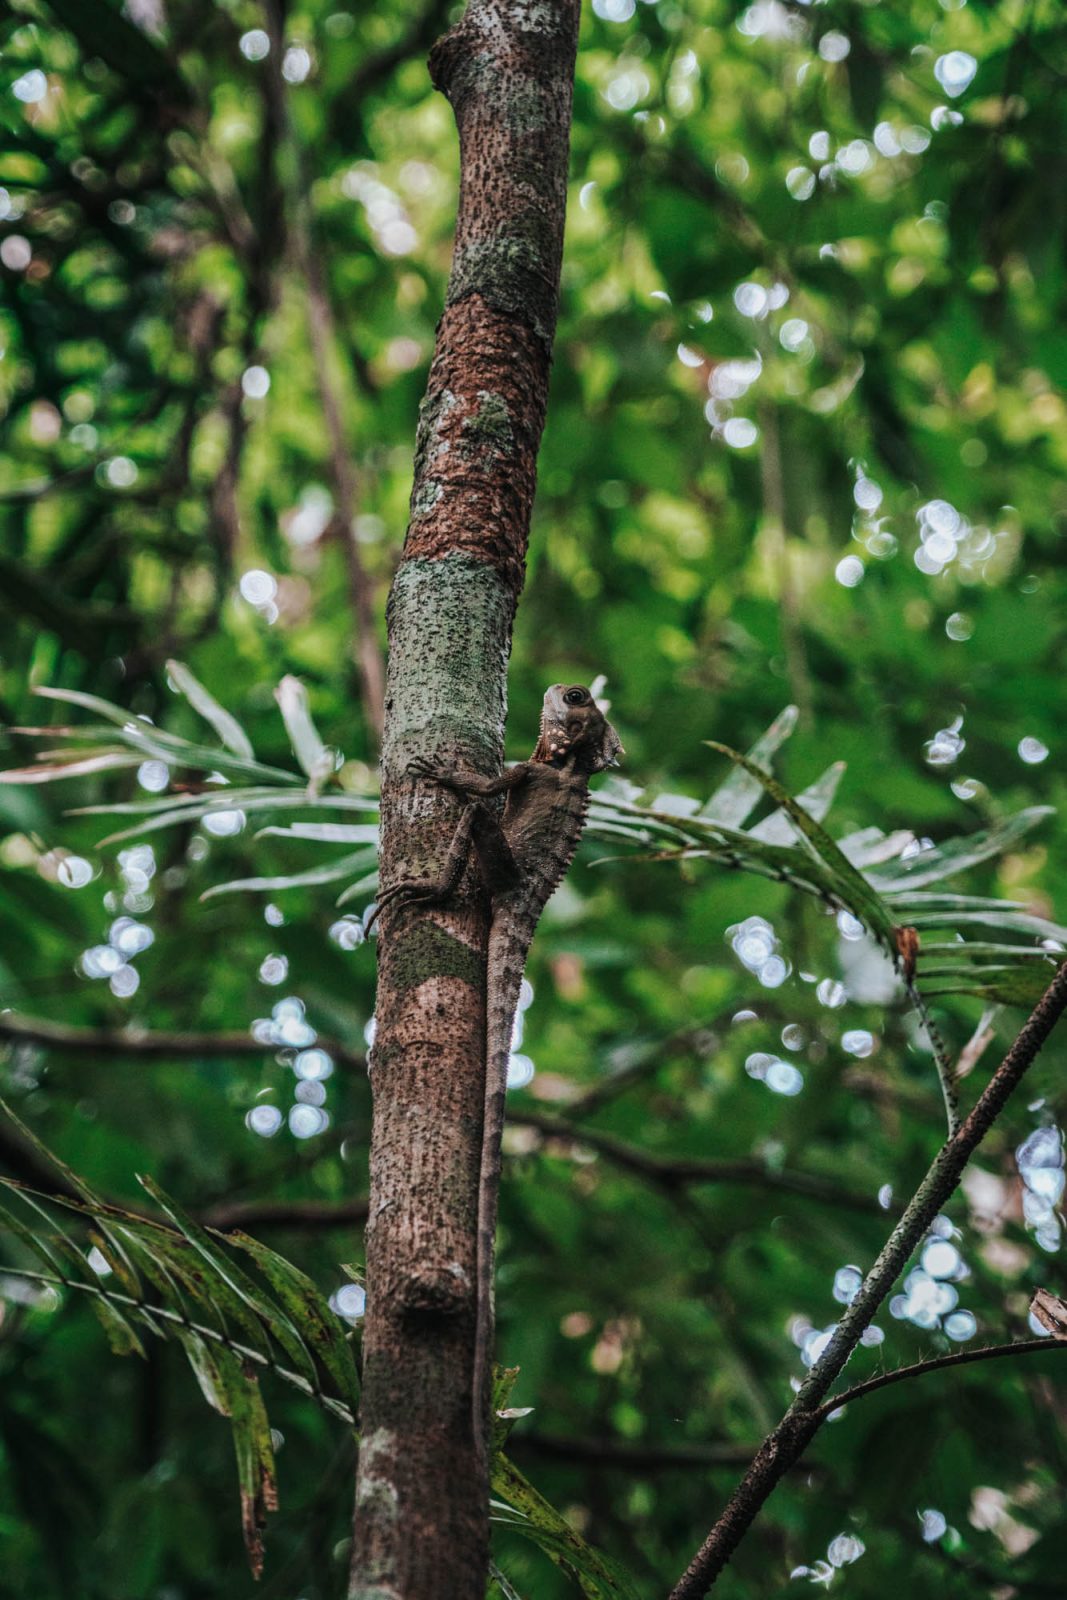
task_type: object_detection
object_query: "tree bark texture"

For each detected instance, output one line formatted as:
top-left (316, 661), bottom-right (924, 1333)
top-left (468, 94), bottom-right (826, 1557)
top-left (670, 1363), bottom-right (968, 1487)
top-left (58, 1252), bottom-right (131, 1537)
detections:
top-left (349, 5), bottom-right (580, 1598)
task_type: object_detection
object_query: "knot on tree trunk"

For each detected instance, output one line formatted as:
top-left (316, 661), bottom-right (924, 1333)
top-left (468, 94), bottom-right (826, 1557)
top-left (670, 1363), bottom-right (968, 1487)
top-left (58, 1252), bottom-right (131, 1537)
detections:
top-left (398, 1259), bottom-right (472, 1319)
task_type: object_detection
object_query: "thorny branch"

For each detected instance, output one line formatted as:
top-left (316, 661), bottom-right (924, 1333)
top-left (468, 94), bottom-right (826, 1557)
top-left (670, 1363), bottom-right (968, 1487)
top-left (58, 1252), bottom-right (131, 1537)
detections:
top-left (668, 960), bottom-right (1067, 1600)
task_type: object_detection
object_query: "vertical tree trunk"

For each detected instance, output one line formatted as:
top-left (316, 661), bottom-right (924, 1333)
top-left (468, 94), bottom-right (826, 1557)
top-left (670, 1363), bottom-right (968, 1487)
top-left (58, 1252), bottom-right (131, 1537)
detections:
top-left (349, 4), bottom-right (581, 1597)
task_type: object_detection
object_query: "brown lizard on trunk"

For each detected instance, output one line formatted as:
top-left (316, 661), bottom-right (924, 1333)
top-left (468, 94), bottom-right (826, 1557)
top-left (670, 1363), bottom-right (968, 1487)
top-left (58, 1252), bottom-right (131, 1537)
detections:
top-left (374, 684), bottom-right (623, 1459)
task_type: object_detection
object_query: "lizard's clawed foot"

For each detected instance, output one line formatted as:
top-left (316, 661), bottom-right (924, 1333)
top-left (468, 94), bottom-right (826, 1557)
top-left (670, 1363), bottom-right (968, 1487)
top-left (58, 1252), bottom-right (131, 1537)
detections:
top-left (365, 877), bottom-right (445, 931)
top-left (406, 756), bottom-right (445, 783)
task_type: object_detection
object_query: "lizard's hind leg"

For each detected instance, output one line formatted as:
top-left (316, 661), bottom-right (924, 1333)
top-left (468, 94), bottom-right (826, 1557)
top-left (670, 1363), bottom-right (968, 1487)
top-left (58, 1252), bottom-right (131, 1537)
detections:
top-left (369, 802), bottom-right (483, 929)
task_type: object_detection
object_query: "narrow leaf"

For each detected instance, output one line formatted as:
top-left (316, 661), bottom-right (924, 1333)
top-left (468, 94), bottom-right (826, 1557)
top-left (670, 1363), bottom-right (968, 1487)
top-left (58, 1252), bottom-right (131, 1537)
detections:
top-left (166, 660), bottom-right (255, 760)
top-left (274, 676), bottom-right (328, 781)
top-left (492, 1455), bottom-right (642, 1600)
top-left (699, 706), bottom-right (798, 827)
top-left (200, 849), bottom-right (377, 900)
top-left (868, 808), bottom-right (1053, 891)
top-left (138, 1176), bottom-right (297, 1367)
top-left (229, 1231), bottom-right (360, 1414)
top-left (748, 760), bottom-right (846, 843)
top-left (255, 822), bottom-right (380, 844)
top-left (90, 1294), bottom-right (147, 1359)
top-left (704, 742), bottom-right (897, 949)
top-left (0, 754), bottom-right (143, 784)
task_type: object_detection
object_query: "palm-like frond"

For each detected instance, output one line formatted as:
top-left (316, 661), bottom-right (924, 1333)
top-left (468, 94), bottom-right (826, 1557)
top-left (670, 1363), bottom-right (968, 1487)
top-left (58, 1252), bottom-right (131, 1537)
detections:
top-left (2, 680), bottom-right (1060, 1002)
top-left (0, 1100), bottom-right (358, 1578)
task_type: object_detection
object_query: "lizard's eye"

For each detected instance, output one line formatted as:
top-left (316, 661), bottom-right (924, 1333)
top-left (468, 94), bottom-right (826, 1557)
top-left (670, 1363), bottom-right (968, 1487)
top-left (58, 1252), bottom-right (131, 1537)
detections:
top-left (563, 687), bottom-right (588, 706)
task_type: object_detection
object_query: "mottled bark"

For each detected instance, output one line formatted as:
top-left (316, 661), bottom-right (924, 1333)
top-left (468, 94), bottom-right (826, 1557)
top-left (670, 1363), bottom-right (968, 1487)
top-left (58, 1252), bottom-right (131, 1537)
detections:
top-left (349, 4), bottom-right (580, 1598)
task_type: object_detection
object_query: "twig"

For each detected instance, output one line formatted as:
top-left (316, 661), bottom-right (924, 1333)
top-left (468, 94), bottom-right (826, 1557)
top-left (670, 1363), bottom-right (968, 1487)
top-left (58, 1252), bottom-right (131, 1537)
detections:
top-left (667, 960), bottom-right (1067, 1600)
top-left (0, 1106), bottom-right (367, 1235)
top-left (510, 1108), bottom-right (885, 1214)
top-left (511, 1430), bottom-right (800, 1474)
top-left (0, 1011), bottom-right (365, 1072)
top-left (811, 1337), bottom-right (1065, 1423)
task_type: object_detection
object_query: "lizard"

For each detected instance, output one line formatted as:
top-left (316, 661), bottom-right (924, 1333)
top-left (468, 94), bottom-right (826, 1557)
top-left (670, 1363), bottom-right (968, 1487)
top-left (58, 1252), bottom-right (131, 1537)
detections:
top-left (372, 684), bottom-right (623, 1458)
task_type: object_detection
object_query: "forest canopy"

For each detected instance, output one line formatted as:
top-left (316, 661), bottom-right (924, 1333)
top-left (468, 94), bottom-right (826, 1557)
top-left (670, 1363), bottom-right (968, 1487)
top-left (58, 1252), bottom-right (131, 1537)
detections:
top-left (1, 0), bottom-right (1066, 1597)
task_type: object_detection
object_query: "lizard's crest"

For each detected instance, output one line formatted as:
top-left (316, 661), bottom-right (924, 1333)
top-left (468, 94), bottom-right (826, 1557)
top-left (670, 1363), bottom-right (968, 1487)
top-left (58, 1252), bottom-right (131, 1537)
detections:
top-left (533, 684), bottom-right (624, 773)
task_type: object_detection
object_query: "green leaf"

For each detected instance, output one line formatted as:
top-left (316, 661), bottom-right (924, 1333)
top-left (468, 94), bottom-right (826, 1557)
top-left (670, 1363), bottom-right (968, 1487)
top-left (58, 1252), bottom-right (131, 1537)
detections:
top-left (699, 706), bottom-right (798, 826)
top-left (32, 688), bottom-right (300, 788)
top-left (215, 1349), bottom-right (279, 1580)
top-left (869, 808), bottom-right (1053, 891)
top-left (274, 676), bottom-right (330, 782)
top-left (0, 753), bottom-right (144, 784)
top-left (199, 848), bottom-right (378, 900)
top-left (490, 1562), bottom-right (526, 1600)
top-left (491, 1455), bottom-right (641, 1600)
top-left (748, 761), bottom-right (845, 842)
top-left (334, 869), bottom-right (382, 907)
top-left (70, 788), bottom-right (378, 820)
top-left (255, 822), bottom-right (380, 844)
top-left (90, 1293), bottom-right (147, 1359)
top-left (166, 660), bottom-right (255, 760)
top-left (137, 1176), bottom-right (315, 1381)
top-left (228, 1231), bottom-right (361, 1416)
top-left (704, 741), bottom-right (898, 950)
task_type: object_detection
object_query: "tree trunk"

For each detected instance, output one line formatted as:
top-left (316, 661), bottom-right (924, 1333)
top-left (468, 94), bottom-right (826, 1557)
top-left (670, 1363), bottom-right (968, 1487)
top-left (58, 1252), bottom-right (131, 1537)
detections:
top-left (349, 4), bottom-right (580, 1597)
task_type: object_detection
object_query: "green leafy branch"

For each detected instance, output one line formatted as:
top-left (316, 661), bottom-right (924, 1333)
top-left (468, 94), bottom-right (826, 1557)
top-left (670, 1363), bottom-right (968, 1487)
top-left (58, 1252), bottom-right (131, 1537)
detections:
top-left (588, 704), bottom-right (1062, 1011)
top-left (0, 1099), bottom-right (359, 1578)
top-left (0, 1103), bottom-right (636, 1596)
top-left (4, 677), bottom-right (1061, 1014)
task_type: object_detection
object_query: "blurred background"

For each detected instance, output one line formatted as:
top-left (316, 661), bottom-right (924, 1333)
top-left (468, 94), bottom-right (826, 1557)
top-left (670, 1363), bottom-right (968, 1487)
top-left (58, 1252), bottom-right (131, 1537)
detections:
top-left (1, 0), bottom-right (1066, 1595)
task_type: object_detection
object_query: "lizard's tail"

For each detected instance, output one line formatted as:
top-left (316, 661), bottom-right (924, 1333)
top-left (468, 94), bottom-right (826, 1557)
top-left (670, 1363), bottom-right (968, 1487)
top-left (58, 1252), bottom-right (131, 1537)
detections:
top-left (473, 914), bottom-right (530, 1465)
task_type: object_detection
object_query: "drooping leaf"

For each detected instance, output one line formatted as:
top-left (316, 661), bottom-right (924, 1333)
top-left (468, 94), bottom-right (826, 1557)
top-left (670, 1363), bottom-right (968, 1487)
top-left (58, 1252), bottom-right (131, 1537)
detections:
top-left (491, 1454), bottom-right (641, 1600)
top-left (166, 659), bottom-right (255, 760)
top-left (228, 1231), bottom-right (361, 1417)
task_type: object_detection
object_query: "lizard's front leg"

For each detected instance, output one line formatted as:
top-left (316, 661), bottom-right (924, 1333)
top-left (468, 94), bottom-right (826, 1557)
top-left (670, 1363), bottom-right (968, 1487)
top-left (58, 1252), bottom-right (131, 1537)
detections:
top-left (407, 756), bottom-right (533, 799)
top-left (369, 801), bottom-right (484, 927)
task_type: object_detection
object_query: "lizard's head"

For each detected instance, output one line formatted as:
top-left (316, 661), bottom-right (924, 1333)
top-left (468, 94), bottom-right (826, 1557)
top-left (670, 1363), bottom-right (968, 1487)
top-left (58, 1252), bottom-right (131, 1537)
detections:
top-left (533, 684), bottom-right (624, 774)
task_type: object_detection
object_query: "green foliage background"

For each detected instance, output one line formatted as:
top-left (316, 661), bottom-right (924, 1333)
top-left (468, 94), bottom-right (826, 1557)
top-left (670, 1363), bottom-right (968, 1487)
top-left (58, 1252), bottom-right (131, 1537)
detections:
top-left (1, 0), bottom-right (1066, 1595)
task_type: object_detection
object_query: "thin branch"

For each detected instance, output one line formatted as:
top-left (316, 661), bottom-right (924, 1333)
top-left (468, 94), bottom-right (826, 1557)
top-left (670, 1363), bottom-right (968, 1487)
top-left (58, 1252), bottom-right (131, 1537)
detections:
top-left (0, 1011), bottom-right (366, 1073)
top-left (812, 1337), bottom-right (1065, 1422)
top-left (0, 1107), bottom-right (366, 1235)
top-left (668, 960), bottom-right (1067, 1600)
top-left (511, 1430), bottom-right (797, 1474)
top-left (510, 1108), bottom-right (885, 1214)
top-left (568, 1004), bottom-right (777, 1117)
